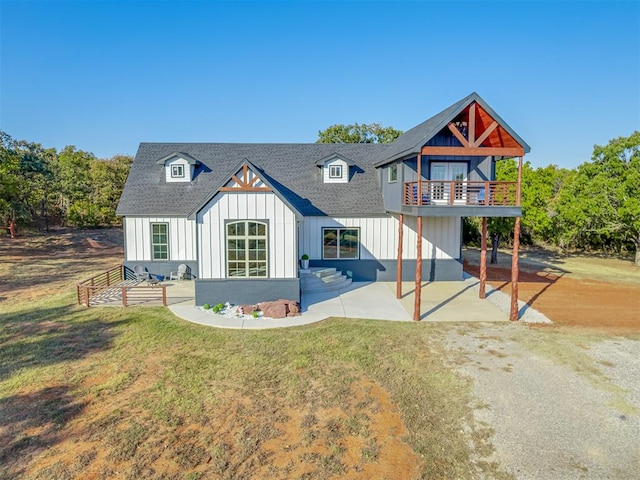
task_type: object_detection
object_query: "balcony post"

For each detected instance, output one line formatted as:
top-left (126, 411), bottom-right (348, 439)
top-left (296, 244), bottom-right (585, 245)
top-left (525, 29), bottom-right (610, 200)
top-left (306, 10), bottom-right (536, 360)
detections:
top-left (417, 154), bottom-right (422, 206)
top-left (480, 217), bottom-right (487, 299)
top-left (509, 155), bottom-right (524, 320)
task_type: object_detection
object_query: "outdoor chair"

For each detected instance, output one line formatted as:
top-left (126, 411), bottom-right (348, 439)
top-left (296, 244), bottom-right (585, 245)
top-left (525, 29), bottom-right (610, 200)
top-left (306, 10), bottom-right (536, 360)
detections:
top-left (169, 264), bottom-right (188, 281)
top-left (134, 264), bottom-right (150, 282)
top-left (412, 184), bottom-right (430, 205)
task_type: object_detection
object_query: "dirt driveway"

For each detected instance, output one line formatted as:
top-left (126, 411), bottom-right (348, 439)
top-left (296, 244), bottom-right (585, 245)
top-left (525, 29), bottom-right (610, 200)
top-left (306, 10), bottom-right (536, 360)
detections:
top-left (456, 248), bottom-right (640, 478)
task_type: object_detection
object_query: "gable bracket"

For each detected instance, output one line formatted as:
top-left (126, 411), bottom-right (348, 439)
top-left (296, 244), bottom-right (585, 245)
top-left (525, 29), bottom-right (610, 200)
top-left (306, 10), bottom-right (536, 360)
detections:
top-left (220, 162), bottom-right (272, 192)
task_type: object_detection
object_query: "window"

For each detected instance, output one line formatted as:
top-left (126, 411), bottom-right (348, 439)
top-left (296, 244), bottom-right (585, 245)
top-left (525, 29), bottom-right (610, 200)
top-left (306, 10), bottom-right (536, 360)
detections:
top-left (227, 221), bottom-right (268, 278)
top-left (329, 165), bottom-right (343, 178)
top-left (322, 228), bottom-right (359, 259)
top-left (151, 223), bottom-right (169, 260)
top-left (171, 164), bottom-right (185, 178)
top-left (388, 164), bottom-right (397, 183)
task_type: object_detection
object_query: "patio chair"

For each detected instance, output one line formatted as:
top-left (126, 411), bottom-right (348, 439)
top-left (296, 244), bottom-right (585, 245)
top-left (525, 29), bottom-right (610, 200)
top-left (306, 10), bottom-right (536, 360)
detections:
top-left (134, 264), bottom-right (150, 282)
top-left (412, 184), bottom-right (430, 205)
top-left (169, 264), bottom-right (188, 281)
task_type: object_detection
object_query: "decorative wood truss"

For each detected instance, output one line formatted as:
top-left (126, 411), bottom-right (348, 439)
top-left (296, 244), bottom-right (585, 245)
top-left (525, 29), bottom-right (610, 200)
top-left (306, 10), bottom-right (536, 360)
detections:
top-left (220, 163), bottom-right (272, 192)
top-left (421, 101), bottom-right (525, 157)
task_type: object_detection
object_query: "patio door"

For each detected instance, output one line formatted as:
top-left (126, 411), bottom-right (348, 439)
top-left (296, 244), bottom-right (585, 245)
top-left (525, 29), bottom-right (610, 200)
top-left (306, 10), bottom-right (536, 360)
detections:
top-left (430, 162), bottom-right (468, 204)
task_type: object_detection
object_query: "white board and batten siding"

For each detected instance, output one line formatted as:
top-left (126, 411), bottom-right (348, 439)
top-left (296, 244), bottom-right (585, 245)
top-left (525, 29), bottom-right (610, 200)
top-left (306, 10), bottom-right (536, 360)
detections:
top-left (299, 216), bottom-right (461, 260)
top-left (125, 217), bottom-right (196, 261)
top-left (197, 192), bottom-right (298, 279)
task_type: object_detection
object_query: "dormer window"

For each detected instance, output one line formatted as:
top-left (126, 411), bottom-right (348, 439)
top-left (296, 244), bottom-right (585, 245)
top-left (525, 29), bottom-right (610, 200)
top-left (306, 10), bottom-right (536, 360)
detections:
top-left (156, 152), bottom-right (200, 183)
top-left (171, 165), bottom-right (185, 178)
top-left (329, 165), bottom-right (342, 179)
top-left (315, 153), bottom-right (355, 184)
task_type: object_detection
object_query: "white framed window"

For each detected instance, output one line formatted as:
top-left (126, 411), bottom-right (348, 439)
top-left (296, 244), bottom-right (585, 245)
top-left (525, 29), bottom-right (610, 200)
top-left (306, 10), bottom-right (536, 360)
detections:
top-left (151, 223), bottom-right (169, 260)
top-left (329, 165), bottom-right (343, 178)
top-left (322, 227), bottom-right (359, 259)
top-left (171, 164), bottom-right (185, 178)
top-left (388, 164), bottom-right (397, 183)
top-left (226, 221), bottom-right (268, 278)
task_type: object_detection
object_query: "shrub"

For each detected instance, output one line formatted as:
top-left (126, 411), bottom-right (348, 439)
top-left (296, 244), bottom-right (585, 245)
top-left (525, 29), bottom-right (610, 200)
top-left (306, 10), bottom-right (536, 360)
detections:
top-left (212, 303), bottom-right (224, 313)
top-left (203, 303), bottom-right (211, 310)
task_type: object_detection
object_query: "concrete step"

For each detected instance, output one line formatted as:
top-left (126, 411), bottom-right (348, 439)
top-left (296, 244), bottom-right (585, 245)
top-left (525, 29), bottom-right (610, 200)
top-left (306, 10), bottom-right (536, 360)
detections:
top-left (301, 268), bottom-right (352, 294)
top-left (313, 267), bottom-right (337, 278)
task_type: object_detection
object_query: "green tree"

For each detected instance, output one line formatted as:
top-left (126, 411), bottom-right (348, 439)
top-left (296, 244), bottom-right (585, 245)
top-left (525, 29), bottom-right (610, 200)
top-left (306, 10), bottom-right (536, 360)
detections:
top-left (317, 123), bottom-right (402, 144)
top-left (555, 132), bottom-right (640, 264)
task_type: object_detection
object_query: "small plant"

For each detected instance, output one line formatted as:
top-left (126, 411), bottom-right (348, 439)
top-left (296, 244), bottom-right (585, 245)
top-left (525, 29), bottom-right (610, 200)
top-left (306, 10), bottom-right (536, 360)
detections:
top-left (203, 303), bottom-right (211, 310)
top-left (212, 303), bottom-right (224, 313)
top-left (301, 254), bottom-right (309, 260)
top-left (252, 310), bottom-right (260, 318)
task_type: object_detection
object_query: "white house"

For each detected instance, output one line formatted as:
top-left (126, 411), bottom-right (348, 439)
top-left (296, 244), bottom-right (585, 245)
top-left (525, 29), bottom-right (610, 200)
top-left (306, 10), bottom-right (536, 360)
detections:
top-left (116, 92), bottom-right (530, 311)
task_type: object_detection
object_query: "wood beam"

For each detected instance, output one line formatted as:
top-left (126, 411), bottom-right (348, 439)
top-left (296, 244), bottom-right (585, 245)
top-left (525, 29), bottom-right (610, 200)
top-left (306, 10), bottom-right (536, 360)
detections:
top-left (510, 216), bottom-right (521, 321)
top-left (480, 217), bottom-right (487, 299)
top-left (468, 102), bottom-right (476, 146)
top-left (472, 121), bottom-right (498, 147)
top-left (421, 146), bottom-right (525, 157)
top-left (447, 122), bottom-right (469, 147)
top-left (413, 216), bottom-right (423, 321)
top-left (396, 214), bottom-right (404, 299)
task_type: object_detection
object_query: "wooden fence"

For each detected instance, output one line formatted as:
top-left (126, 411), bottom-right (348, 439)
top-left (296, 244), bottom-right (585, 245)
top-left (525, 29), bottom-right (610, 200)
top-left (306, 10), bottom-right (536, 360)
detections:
top-left (76, 265), bottom-right (167, 307)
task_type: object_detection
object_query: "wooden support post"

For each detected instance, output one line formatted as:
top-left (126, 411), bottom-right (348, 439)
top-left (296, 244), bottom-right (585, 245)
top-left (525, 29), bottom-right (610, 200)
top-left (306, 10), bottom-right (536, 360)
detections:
top-left (413, 216), bottom-right (423, 321)
top-left (396, 214), bottom-right (404, 299)
top-left (480, 217), bottom-right (487, 299)
top-left (162, 286), bottom-right (167, 306)
top-left (510, 216), bottom-right (521, 321)
top-left (85, 287), bottom-right (90, 308)
top-left (122, 287), bottom-right (128, 307)
top-left (510, 155), bottom-right (524, 321)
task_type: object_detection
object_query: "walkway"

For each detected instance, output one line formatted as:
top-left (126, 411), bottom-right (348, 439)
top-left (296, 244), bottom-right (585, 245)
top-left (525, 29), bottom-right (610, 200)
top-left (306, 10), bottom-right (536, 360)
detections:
top-left (167, 276), bottom-right (551, 330)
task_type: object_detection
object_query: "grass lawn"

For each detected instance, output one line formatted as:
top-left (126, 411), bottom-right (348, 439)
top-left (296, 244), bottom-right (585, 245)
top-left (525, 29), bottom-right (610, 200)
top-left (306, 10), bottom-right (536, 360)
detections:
top-left (0, 283), bottom-right (497, 479)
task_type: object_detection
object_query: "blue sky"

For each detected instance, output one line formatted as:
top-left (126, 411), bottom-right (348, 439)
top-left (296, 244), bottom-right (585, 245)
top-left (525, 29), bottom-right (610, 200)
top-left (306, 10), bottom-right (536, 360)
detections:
top-left (1, 0), bottom-right (638, 168)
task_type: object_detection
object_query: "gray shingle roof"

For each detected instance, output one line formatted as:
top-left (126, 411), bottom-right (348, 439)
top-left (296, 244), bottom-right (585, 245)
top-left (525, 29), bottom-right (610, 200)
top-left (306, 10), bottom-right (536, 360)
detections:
top-left (116, 143), bottom-right (390, 217)
top-left (116, 93), bottom-right (530, 218)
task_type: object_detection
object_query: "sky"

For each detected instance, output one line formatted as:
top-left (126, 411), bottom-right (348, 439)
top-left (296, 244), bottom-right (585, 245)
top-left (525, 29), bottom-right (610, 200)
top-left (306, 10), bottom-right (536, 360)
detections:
top-left (1, 0), bottom-right (639, 169)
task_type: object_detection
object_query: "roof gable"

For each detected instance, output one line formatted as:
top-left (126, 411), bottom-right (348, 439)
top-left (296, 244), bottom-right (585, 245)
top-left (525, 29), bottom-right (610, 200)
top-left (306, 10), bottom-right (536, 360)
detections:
top-left (375, 92), bottom-right (530, 166)
top-left (187, 159), bottom-right (303, 219)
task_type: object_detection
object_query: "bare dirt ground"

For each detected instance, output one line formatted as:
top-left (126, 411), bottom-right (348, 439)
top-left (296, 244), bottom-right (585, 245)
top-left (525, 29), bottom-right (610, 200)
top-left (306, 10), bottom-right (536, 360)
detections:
top-left (463, 246), bottom-right (640, 333)
top-left (0, 228), bottom-right (124, 306)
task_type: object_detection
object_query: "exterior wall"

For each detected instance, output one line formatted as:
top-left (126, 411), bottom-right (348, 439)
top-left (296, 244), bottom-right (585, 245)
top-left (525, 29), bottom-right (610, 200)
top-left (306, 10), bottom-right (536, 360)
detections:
top-left (164, 157), bottom-right (192, 183)
top-left (381, 161), bottom-right (403, 212)
top-left (298, 215), bottom-right (461, 263)
top-left (322, 158), bottom-right (349, 183)
top-left (124, 216), bottom-right (197, 261)
top-left (308, 259), bottom-right (462, 282)
top-left (197, 191), bottom-right (298, 279)
top-left (195, 279), bottom-right (300, 305)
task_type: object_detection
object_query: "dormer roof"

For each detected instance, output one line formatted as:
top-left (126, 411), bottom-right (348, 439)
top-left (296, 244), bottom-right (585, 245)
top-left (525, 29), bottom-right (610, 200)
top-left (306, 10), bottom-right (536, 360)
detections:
top-left (156, 152), bottom-right (201, 166)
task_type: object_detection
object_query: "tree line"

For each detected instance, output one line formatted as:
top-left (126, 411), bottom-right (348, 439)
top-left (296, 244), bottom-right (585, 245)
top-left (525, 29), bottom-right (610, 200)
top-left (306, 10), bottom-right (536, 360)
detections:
top-left (0, 131), bottom-right (132, 230)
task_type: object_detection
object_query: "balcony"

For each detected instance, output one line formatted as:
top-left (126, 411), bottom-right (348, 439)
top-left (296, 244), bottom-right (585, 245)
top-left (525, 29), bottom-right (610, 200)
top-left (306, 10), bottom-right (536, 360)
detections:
top-left (401, 181), bottom-right (520, 217)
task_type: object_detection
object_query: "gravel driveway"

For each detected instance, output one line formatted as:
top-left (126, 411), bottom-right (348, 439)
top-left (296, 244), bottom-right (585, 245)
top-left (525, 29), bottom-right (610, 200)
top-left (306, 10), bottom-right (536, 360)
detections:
top-left (445, 322), bottom-right (640, 479)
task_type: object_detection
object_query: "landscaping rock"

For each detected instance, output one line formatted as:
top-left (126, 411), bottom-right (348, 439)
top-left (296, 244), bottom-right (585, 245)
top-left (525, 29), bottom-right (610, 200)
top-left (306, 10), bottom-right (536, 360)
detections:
top-left (259, 301), bottom-right (287, 318)
top-left (239, 304), bottom-right (257, 315)
top-left (258, 299), bottom-right (300, 318)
